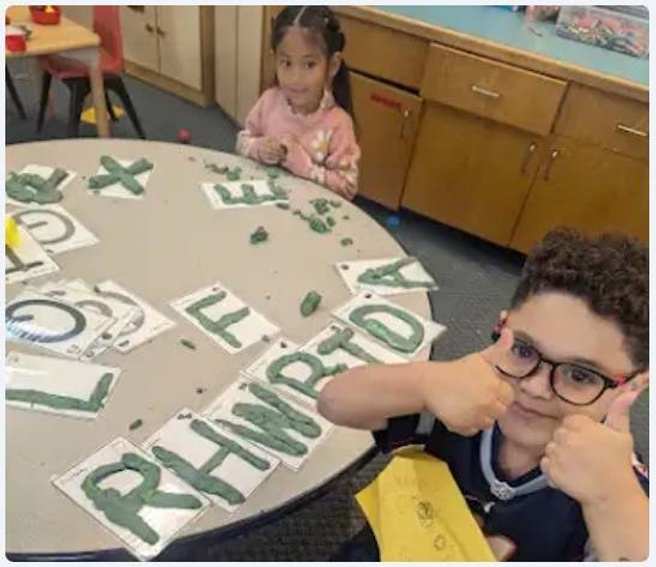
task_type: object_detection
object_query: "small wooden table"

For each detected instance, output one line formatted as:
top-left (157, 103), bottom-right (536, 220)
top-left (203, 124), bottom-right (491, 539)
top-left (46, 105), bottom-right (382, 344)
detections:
top-left (6, 6), bottom-right (110, 137)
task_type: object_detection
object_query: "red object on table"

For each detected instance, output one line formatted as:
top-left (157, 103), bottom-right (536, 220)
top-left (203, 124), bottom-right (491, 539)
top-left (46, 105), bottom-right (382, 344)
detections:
top-left (6, 34), bottom-right (27, 53)
top-left (29, 5), bottom-right (62, 25)
top-left (178, 129), bottom-right (191, 144)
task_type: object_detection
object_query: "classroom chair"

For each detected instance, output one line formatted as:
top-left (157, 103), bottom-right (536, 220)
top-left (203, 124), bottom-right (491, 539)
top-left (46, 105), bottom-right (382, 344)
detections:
top-left (36, 6), bottom-right (146, 138)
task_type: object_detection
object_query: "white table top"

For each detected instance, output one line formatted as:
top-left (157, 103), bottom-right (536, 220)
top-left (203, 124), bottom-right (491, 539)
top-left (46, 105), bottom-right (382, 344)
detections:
top-left (5, 139), bottom-right (432, 557)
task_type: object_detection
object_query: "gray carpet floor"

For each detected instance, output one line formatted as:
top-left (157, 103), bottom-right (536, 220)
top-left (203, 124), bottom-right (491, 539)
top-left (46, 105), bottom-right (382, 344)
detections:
top-left (6, 68), bottom-right (648, 561)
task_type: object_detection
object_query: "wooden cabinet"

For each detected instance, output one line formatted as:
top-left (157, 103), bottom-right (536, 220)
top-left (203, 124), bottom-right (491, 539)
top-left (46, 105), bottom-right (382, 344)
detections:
top-left (510, 84), bottom-right (649, 252)
top-left (258, 7), bottom-right (648, 252)
top-left (339, 14), bottom-right (428, 90)
top-left (121, 6), bottom-right (159, 73)
top-left (213, 5), bottom-right (265, 124)
top-left (260, 6), bottom-right (281, 92)
top-left (509, 136), bottom-right (648, 252)
top-left (403, 103), bottom-right (543, 245)
top-left (350, 72), bottom-right (422, 210)
top-left (121, 6), bottom-right (214, 106)
top-left (157, 6), bottom-right (204, 90)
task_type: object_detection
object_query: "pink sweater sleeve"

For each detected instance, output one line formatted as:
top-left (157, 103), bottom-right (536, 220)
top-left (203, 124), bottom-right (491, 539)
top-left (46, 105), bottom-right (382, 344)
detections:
top-left (236, 92), bottom-right (270, 160)
top-left (282, 113), bottom-right (360, 200)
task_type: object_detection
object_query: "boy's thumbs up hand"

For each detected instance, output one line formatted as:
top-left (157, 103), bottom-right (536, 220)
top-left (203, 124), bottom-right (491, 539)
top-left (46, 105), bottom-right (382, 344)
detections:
top-left (422, 327), bottom-right (515, 437)
top-left (604, 389), bottom-right (641, 432)
top-left (540, 383), bottom-right (644, 506)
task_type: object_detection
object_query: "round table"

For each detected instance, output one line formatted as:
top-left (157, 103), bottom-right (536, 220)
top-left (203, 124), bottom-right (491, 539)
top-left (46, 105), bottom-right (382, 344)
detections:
top-left (5, 139), bottom-right (432, 559)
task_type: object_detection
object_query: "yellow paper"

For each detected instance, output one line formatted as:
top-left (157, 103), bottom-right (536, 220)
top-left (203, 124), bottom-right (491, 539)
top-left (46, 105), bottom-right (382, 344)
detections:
top-left (5, 217), bottom-right (19, 249)
top-left (356, 447), bottom-right (495, 561)
top-left (81, 105), bottom-right (124, 125)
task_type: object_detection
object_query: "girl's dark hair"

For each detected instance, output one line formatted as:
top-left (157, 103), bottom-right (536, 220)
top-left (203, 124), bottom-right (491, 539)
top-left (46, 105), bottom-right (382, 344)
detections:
top-left (271, 6), bottom-right (354, 116)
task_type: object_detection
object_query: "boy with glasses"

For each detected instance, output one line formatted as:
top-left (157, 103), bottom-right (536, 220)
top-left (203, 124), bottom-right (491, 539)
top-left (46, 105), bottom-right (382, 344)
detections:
top-left (319, 228), bottom-right (648, 561)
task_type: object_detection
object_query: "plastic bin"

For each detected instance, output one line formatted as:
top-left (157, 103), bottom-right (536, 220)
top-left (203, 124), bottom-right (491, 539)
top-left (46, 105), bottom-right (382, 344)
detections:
top-left (555, 5), bottom-right (649, 59)
top-left (29, 6), bottom-right (62, 25)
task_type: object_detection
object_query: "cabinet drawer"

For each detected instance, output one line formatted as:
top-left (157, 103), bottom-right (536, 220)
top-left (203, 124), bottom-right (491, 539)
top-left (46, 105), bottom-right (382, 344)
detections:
top-left (555, 84), bottom-right (648, 161)
top-left (420, 43), bottom-right (566, 136)
top-left (339, 14), bottom-right (428, 90)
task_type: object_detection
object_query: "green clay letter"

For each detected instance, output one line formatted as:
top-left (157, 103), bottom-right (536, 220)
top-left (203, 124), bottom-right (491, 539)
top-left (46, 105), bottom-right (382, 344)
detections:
top-left (82, 452), bottom-right (202, 545)
top-left (317, 326), bottom-right (381, 364)
top-left (185, 291), bottom-right (250, 348)
top-left (213, 180), bottom-right (286, 205)
top-left (357, 257), bottom-right (434, 289)
top-left (6, 372), bottom-right (114, 413)
top-left (152, 418), bottom-right (270, 505)
top-left (88, 156), bottom-right (153, 195)
top-left (6, 168), bottom-right (68, 204)
top-left (214, 382), bottom-right (322, 456)
top-left (266, 352), bottom-right (346, 400)
top-left (349, 304), bottom-right (425, 354)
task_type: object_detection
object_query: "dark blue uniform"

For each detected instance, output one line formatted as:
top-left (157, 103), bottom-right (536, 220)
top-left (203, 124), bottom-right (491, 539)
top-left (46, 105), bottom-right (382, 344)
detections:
top-left (332, 413), bottom-right (649, 562)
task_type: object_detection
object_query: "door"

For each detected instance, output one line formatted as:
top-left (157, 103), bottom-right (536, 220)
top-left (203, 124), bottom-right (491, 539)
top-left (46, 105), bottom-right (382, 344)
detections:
top-left (121, 5), bottom-right (159, 73)
top-left (157, 6), bottom-right (202, 89)
top-left (403, 102), bottom-right (543, 246)
top-left (509, 136), bottom-right (648, 253)
top-left (351, 72), bottom-right (422, 210)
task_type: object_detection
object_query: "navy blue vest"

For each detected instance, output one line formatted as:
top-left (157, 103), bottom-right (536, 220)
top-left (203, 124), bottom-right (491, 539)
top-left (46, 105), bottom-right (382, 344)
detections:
top-left (373, 414), bottom-right (649, 561)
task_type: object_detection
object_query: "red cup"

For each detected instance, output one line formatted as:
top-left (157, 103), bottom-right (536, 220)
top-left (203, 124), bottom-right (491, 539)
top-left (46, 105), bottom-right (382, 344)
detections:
top-left (6, 34), bottom-right (27, 53)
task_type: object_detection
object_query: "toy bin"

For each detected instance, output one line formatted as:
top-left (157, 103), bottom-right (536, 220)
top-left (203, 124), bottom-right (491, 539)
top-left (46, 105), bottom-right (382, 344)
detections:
top-left (555, 5), bottom-right (648, 59)
top-left (29, 6), bottom-right (62, 25)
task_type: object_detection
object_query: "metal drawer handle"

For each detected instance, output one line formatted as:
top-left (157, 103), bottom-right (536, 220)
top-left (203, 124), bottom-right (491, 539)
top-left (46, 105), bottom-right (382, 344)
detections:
top-left (471, 85), bottom-right (501, 99)
top-left (399, 109), bottom-right (411, 139)
top-left (616, 124), bottom-right (648, 138)
top-left (520, 142), bottom-right (537, 174)
top-left (543, 149), bottom-right (559, 181)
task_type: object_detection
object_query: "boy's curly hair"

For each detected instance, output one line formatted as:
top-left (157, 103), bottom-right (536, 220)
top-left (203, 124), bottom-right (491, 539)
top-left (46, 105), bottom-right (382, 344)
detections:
top-left (510, 228), bottom-right (649, 369)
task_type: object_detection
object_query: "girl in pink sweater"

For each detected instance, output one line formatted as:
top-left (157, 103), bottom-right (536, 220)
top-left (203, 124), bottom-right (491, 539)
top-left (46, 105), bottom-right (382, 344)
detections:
top-left (236, 6), bottom-right (360, 200)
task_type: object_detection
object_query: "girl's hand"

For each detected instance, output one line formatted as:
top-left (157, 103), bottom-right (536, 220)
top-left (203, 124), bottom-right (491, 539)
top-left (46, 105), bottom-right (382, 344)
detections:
top-left (257, 138), bottom-right (287, 164)
top-left (540, 389), bottom-right (642, 506)
top-left (422, 328), bottom-right (515, 436)
top-left (279, 134), bottom-right (301, 157)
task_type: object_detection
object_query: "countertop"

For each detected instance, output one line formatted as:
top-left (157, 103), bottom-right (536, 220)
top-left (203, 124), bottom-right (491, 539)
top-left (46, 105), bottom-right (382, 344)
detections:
top-left (377, 6), bottom-right (648, 87)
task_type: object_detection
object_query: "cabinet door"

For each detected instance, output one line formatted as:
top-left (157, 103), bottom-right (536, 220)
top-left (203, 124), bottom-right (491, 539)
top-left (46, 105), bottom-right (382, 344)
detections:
top-left (351, 72), bottom-right (422, 210)
top-left (260, 6), bottom-right (282, 92)
top-left (157, 6), bottom-right (202, 89)
top-left (121, 6), bottom-right (159, 72)
top-left (402, 103), bottom-right (543, 245)
top-left (215, 6), bottom-right (238, 117)
top-left (236, 6), bottom-right (264, 124)
top-left (509, 136), bottom-right (648, 253)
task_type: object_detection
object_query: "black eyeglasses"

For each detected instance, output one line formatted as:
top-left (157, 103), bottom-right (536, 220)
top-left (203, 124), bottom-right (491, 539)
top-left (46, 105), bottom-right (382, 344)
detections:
top-left (491, 327), bottom-right (640, 406)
